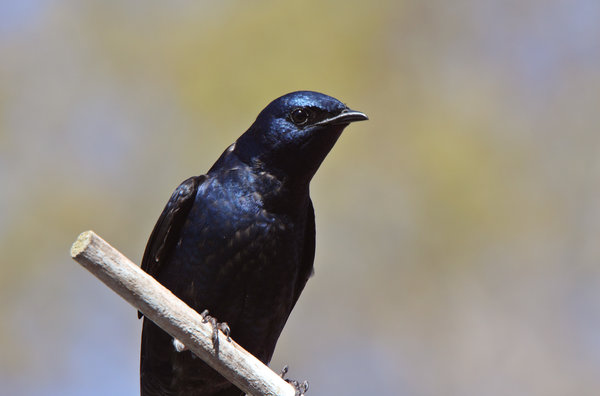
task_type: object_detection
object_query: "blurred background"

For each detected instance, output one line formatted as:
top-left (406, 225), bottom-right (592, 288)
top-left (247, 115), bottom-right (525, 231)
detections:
top-left (1, 1), bottom-right (599, 395)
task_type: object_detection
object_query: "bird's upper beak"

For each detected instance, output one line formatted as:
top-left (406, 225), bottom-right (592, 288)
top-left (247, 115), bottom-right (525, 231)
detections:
top-left (315, 108), bottom-right (369, 126)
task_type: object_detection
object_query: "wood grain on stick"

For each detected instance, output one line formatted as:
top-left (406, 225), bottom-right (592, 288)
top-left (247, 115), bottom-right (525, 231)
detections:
top-left (70, 230), bottom-right (295, 396)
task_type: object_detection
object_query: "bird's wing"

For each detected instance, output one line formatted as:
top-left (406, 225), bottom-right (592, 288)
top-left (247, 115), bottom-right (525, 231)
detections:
top-left (139, 175), bottom-right (205, 318)
top-left (291, 198), bottom-right (316, 308)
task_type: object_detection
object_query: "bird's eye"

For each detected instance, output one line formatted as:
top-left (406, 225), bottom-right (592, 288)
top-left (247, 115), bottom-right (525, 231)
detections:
top-left (290, 108), bottom-right (310, 125)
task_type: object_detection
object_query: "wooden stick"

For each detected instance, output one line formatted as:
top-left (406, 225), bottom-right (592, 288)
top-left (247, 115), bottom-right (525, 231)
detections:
top-left (70, 230), bottom-right (296, 396)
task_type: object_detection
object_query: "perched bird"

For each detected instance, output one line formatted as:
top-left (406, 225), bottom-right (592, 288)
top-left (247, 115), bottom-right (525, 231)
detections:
top-left (139, 91), bottom-right (367, 396)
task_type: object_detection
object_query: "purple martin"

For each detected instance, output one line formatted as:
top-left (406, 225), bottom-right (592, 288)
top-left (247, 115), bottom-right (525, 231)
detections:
top-left (140, 91), bottom-right (367, 396)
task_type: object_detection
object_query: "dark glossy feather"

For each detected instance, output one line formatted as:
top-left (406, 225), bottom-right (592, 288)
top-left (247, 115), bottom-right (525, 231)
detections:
top-left (139, 91), bottom-right (366, 396)
top-left (138, 176), bottom-right (203, 319)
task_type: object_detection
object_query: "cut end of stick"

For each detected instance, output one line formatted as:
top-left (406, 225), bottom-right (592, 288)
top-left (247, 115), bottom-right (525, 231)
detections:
top-left (70, 230), bottom-right (94, 258)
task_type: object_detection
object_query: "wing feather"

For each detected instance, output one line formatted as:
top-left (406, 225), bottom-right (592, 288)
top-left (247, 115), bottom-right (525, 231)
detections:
top-left (291, 198), bottom-right (316, 308)
top-left (138, 175), bottom-right (205, 318)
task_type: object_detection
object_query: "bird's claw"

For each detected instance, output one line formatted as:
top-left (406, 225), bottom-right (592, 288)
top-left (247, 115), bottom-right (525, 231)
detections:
top-left (218, 322), bottom-right (231, 342)
top-left (280, 365), bottom-right (309, 396)
top-left (280, 365), bottom-right (289, 378)
top-left (201, 309), bottom-right (232, 354)
top-left (286, 379), bottom-right (309, 396)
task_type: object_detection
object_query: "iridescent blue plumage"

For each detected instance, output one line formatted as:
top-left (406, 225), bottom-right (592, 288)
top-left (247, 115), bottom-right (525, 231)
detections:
top-left (140, 91), bottom-right (367, 396)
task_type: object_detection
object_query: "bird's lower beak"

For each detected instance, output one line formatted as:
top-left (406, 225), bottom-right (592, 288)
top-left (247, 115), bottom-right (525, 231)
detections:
top-left (316, 108), bottom-right (369, 126)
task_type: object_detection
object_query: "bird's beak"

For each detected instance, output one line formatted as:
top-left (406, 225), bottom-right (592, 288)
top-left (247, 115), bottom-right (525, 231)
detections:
top-left (315, 108), bottom-right (369, 126)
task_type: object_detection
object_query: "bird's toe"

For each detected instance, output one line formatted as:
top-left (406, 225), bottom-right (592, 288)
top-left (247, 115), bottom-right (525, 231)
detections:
top-left (200, 309), bottom-right (232, 353)
top-left (280, 365), bottom-right (309, 396)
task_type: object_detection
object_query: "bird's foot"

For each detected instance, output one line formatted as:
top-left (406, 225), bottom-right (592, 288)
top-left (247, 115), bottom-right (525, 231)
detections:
top-left (201, 309), bottom-right (232, 354)
top-left (280, 365), bottom-right (309, 396)
top-left (279, 365), bottom-right (289, 378)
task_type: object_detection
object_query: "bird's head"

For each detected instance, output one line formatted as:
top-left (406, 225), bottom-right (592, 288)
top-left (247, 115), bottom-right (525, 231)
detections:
top-left (234, 91), bottom-right (368, 184)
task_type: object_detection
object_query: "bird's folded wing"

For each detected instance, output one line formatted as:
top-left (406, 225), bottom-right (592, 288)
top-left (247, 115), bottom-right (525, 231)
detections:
top-left (138, 175), bottom-right (205, 318)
